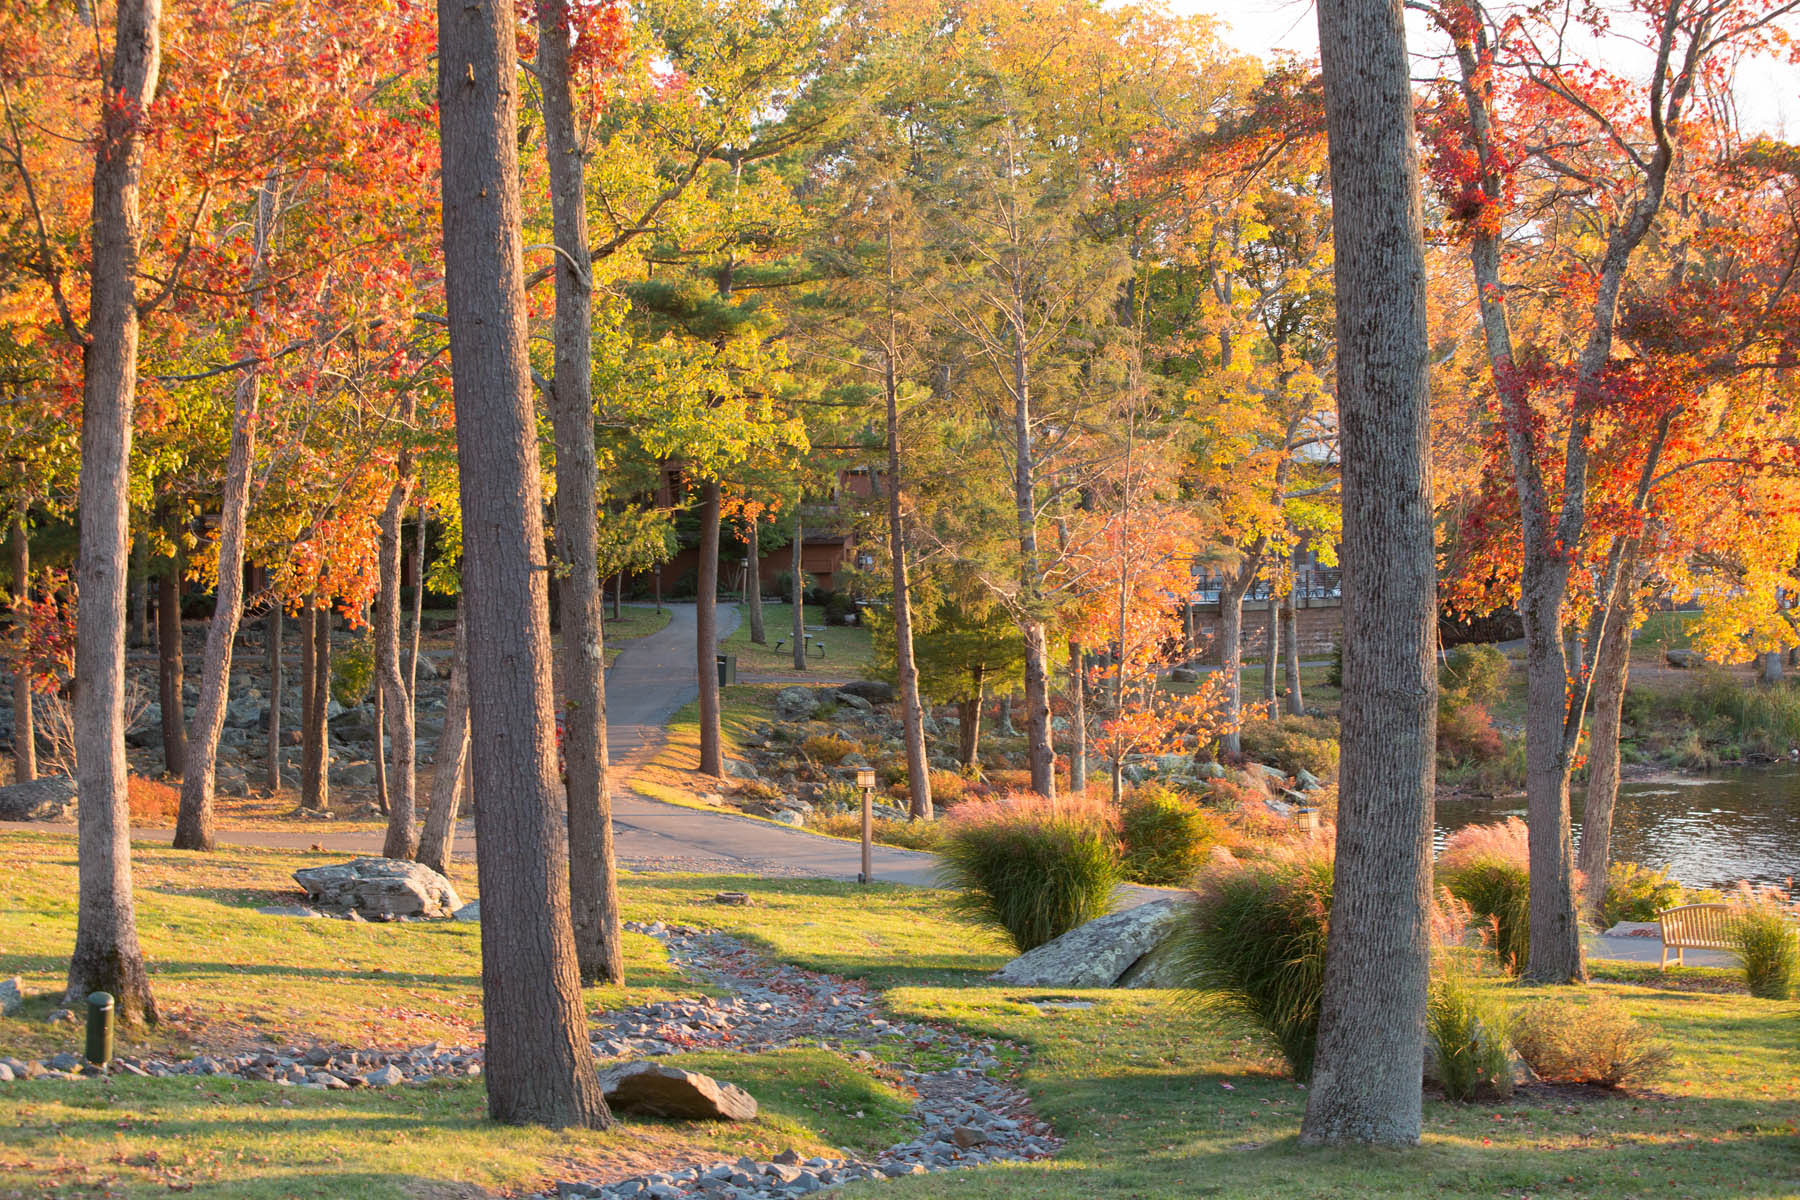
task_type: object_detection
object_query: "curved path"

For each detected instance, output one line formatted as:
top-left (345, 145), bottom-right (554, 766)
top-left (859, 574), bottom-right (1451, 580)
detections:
top-left (3, 603), bottom-right (940, 887)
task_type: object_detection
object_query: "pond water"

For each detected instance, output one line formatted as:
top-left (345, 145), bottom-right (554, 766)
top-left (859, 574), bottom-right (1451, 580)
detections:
top-left (1436, 765), bottom-right (1800, 890)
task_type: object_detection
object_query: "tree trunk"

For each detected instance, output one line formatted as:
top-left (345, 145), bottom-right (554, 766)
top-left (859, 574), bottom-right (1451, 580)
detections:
top-left (1284, 593), bottom-right (1305, 715)
top-left (12, 512), bottom-right (35, 784)
top-left (958, 667), bottom-right (985, 768)
top-left (1021, 621), bottom-right (1055, 798)
top-left (1009, 329), bottom-right (1055, 799)
top-left (1218, 582), bottom-right (1248, 754)
top-left (265, 602), bottom-right (283, 792)
top-left (301, 600), bottom-right (330, 811)
top-left (129, 534), bottom-right (149, 648)
top-left (1301, 0), bottom-right (1435, 1145)
top-left (538, 0), bottom-right (623, 987)
top-left (1579, 562), bottom-right (1637, 916)
top-left (1264, 595), bottom-right (1280, 705)
top-left (437, 0), bottom-right (610, 1125)
top-left (174, 177), bottom-right (278, 851)
top-left (408, 508), bottom-right (428, 700)
top-left (373, 653), bottom-right (389, 813)
top-left (67, 0), bottom-right (160, 1026)
top-left (1069, 643), bottom-right (1089, 799)
top-left (746, 519), bottom-right (766, 644)
top-left (156, 554), bottom-right (186, 778)
top-left (696, 479), bottom-right (723, 777)
top-left (378, 440), bottom-right (418, 858)
top-left (418, 618), bottom-right (470, 878)
top-left (883, 359), bottom-right (931, 820)
top-left (1520, 589), bottom-right (1584, 982)
top-left (790, 510), bottom-right (806, 670)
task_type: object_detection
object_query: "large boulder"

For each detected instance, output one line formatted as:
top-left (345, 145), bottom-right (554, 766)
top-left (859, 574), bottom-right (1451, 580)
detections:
top-left (292, 857), bottom-right (461, 919)
top-left (993, 898), bottom-right (1187, 989)
top-left (597, 1061), bottom-right (757, 1121)
top-left (0, 776), bottom-right (77, 823)
top-left (836, 679), bottom-right (895, 704)
top-left (773, 686), bottom-right (818, 721)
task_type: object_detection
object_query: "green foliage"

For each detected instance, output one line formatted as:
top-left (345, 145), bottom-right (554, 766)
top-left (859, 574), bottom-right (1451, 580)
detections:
top-left (1726, 888), bottom-right (1800, 1000)
top-left (1237, 714), bottom-right (1339, 780)
top-left (1427, 963), bottom-right (1513, 1102)
top-left (1171, 846), bottom-right (1332, 1079)
top-left (331, 637), bottom-right (375, 707)
top-left (1326, 641), bottom-right (1343, 688)
top-left (936, 795), bottom-right (1122, 953)
top-left (1440, 643), bottom-right (1510, 707)
top-left (822, 592), bottom-right (856, 626)
top-left (1601, 862), bottom-right (1688, 926)
top-left (812, 811), bottom-right (944, 851)
top-left (1626, 669), bottom-right (1800, 763)
top-left (871, 593), bottom-right (1025, 705)
top-left (1118, 784), bottom-right (1227, 886)
top-left (801, 734), bottom-right (857, 765)
top-left (1510, 994), bottom-right (1673, 1087)
top-left (1438, 820), bottom-right (1532, 973)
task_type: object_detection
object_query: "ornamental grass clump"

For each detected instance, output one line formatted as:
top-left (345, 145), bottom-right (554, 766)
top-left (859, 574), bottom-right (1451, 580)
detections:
top-left (1118, 783), bottom-right (1228, 886)
top-left (1725, 883), bottom-right (1800, 1000)
top-left (1170, 844), bottom-right (1332, 1080)
top-left (1437, 818), bottom-right (1533, 973)
top-left (936, 793), bottom-right (1122, 953)
top-left (1427, 961), bottom-right (1513, 1101)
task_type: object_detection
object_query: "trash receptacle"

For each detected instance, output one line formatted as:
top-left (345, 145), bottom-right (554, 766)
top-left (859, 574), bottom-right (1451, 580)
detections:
top-left (716, 654), bottom-right (737, 685)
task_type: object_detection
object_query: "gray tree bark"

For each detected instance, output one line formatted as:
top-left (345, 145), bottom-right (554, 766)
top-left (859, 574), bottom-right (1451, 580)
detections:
top-left (156, 552), bottom-right (186, 778)
top-left (435, 0), bottom-right (611, 1127)
top-left (408, 507), bottom-right (427, 699)
top-left (696, 479), bottom-right (724, 777)
top-left (1010, 334), bottom-right (1054, 799)
top-left (790, 510), bottom-right (806, 671)
top-left (885, 355), bottom-right (931, 820)
top-left (746, 518), bottom-right (765, 644)
top-left (265, 601), bottom-right (283, 792)
top-left (1264, 595), bottom-right (1280, 706)
top-left (67, 0), bottom-right (161, 1026)
top-left (377, 415), bottom-right (419, 859)
top-left (537, 0), bottom-right (623, 985)
top-left (1578, 555), bottom-right (1638, 915)
top-left (13, 512), bottom-right (35, 784)
top-left (1284, 593), bottom-right (1305, 715)
top-left (300, 600), bottom-right (330, 811)
top-left (129, 534), bottom-right (149, 648)
top-left (1301, 0), bottom-right (1436, 1145)
top-left (1216, 544), bottom-right (1264, 755)
top-left (417, 618), bottom-right (469, 878)
top-left (175, 176), bottom-right (278, 851)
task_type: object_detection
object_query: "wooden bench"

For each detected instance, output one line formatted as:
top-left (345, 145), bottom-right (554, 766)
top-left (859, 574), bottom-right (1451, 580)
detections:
top-left (1656, 903), bottom-right (1734, 967)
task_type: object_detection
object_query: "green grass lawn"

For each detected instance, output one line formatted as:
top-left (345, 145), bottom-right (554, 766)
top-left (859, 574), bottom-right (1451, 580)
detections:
top-left (723, 603), bottom-right (873, 674)
top-left (5, 831), bottom-right (1798, 1199)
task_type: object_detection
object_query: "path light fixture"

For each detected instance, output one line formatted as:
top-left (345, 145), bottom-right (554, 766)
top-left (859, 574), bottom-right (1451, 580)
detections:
top-left (856, 766), bottom-right (877, 885)
top-left (85, 991), bottom-right (114, 1066)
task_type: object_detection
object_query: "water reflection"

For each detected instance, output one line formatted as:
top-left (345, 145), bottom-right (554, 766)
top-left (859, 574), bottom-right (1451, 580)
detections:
top-left (1436, 765), bottom-right (1800, 889)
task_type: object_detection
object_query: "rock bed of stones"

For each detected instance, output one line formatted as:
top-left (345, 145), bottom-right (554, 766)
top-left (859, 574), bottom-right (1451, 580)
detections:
top-left (1, 921), bottom-right (1058, 1197)
top-left (542, 921), bottom-right (1057, 1199)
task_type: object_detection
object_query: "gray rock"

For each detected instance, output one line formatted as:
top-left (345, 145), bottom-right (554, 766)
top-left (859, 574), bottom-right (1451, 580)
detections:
top-left (721, 758), bottom-right (760, 780)
top-left (832, 691), bottom-right (873, 713)
top-left (453, 901), bottom-right (481, 922)
top-left (773, 687), bottom-right (818, 721)
top-left (1294, 768), bottom-right (1324, 791)
top-left (256, 905), bottom-right (324, 919)
top-left (993, 898), bottom-right (1187, 989)
top-left (225, 698), bottom-right (263, 729)
top-left (597, 1061), bottom-right (758, 1121)
top-left (836, 679), bottom-right (894, 704)
top-left (1168, 666), bottom-right (1200, 684)
top-left (362, 1064), bottom-right (405, 1087)
top-left (0, 976), bottom-right (20, 1016)
top-left (292, 857), bottom-right (462, 919)
top-left (768, 809), bottom-right (804, 827)
top-left (1193, 761), bottom-right (1226, 780)
top-left (1665, 648), bottom-right (1700, 669)
top-left (0, 775), bottom-right (77, 822)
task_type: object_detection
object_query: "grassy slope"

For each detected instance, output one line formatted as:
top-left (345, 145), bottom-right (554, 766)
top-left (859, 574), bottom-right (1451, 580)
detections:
top-left (7, 837), bottom-right (1798, 1200)
top-left (722, 603), bottom-right (872, 674)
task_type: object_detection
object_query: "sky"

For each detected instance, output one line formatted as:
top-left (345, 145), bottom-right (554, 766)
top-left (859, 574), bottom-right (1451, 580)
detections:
top-left (1167, 0), bottom-right (1798, 138)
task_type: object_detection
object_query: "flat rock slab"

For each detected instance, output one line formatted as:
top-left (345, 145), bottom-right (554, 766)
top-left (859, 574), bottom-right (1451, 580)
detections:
top-left (0, 976), bottom-right (21, 1017)
top-left (292, 857), bottom-right (461, 919)
top-left (0, 776), bottom-right (76, 822)
top-left (597, 1061), bottom-right (757, 1121)
top-left (993, 897), bottom-right (1187, 989)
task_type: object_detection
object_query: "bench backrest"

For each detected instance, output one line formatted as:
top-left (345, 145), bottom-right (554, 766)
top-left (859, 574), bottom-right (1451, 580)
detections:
top-left (1657, 903), bottom-right (1734, 948)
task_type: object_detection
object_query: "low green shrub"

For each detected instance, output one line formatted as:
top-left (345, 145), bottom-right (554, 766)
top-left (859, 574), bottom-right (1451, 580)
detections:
top-left (1170, 844), bottom-right (1332, 1080)
top-left (1601, 861), bottom-right (1686, 926)
top-left (802, 734), bottom-right (857, 765)
top-left (1726, 884), bottom-right (1800, 999)
top-left (1427, 962), bottom-right (1513, 1102)
top-left (1437, 819), bottom-right (1531, 973)
top-left (937, 794), bottom-right (1122, 953)
top-left (1237, 715), bottom-right (1340, 780)
top-left (1441, 643), bottom-right (1510, 707)
top-left (1118, 784), bottom-right (1227, 886)
top-left (813, 811), bottom-right (944, 852)
top-left (331, 637), bottom-right (376, 706)
top-left (1510, 994), bottom-right (1673, 1087)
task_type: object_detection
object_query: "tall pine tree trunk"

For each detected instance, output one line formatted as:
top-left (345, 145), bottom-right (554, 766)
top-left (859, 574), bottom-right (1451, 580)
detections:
top-left (1284, 593), bottom-right (1305, 715)
top-left (418, 618), bottom-right (470, 878)
top-left (1068, 643), bottom-right (1088, 798)
top-left (1217, 570), bottom-right (1253, 754)
top-left (790, 510), bottom-right (806, 671)
top-left (67, 0), bottom-right (160, 1025)
top-left (13, 512), bottom-right (35, 784)
top-left (377, 435), bottom-right (418, 859)
top-left (1301, 0), bottom-right (1435, 1144)
top-left (1010, 334), bottom-right (1054, 799)
top-left (696, 479), bottom-right (723, 777)
top-left (265, 602), bottom-right (283, 792)
top-left (436, 0), bottom-right (610, 1126)
top-left (175, 176), bottom-right (277, 851)
top-left (958, 665), bottom-right (985, 767)
top-left (538, 0), bottom-right (622, 985)
top-left (129, 534), bottom-right (149, 648)
top-left (885, 355), bottom-right (931, 820)
top-left (156, 553), bottom-right (186, 778)
top-left (746, 519), bottom-right (765, 644)
top-left (1264, 594), bottom-right (1280, 705)
top-left (301, 600), bottom-right (330, 811)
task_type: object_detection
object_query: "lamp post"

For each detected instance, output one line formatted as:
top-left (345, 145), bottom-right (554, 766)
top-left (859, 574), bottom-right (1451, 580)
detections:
top-left (855, 766), bottom-right (876, 884)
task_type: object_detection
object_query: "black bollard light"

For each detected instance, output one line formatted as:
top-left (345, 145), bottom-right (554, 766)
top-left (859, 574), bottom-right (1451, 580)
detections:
top-left (85, 991), bottom-right (114, 1066)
